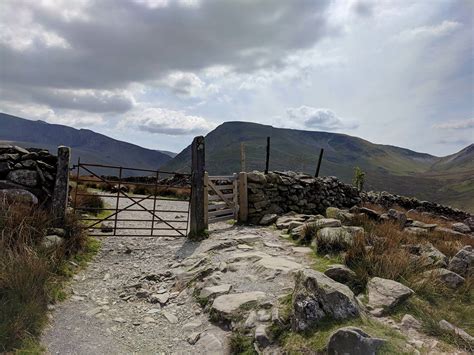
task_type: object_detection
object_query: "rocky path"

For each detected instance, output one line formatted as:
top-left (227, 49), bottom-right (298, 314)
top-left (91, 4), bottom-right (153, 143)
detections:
top-left (42, 199), bottom-right (314, 354)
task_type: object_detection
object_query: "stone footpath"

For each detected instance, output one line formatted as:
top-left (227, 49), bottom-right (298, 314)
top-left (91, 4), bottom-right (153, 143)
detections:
top-left (42, 222), bottom-right (313, 354)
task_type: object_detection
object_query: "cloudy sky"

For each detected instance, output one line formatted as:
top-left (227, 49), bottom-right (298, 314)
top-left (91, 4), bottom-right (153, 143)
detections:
top-left (0, 0), bottom-right (472, 156)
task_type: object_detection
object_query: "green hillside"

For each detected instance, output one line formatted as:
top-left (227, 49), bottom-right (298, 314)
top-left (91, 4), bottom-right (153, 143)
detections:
top-left (164, 122), bottom-right (473, 212)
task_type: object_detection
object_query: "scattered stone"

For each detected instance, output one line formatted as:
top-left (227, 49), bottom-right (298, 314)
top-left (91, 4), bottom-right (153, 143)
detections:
top-left (422, 268), bottom-right (465, 289)
top-left (182, 319), bottom-right (202, 331)
top-left (409, 220), bottom-right (437, 231)
top-left (143, 316), bottom-right (155, 324)
top-left (327, 327), bottom-right (386, 355)
top-left (292, 269), bottom-right (360, 332)
top-left (448, 245), bottom-right (473, 277)
top-left (162, 311), bottom-right (178, 324)
top-left (452, 222), bottom-right (471, 234)
top-left (405, 243), bottom-right (448, 267)
top-left (136, 289), bottom-right (151, 299)
top-left (387, 209), bottom-right (407, 227)
top-left (259, 214), bottom-right (278, 225)
top-left (291, 246), bottom-right (312, 254)
top-left (434, 227), bottom-right (465, 237)
top-left (149, 292), bottom-right (170, 305)
top-left (256, 255), bottom-right (302, 273)
top-left (438, 320), bottom-right (474, 345)
top-left (367, 277), bottom-right (413, 315)
top-left (195, 332), bottom-right (225, 352)
top-left (244, 310), bottom-right (257, 329)
top-left (401, 314), bottom-right (421, 330)
top-left (187, 332), bottom-right (201, 345)
top-left (85, 307), bottom-right (103, 317)
top-left (101, 222), bottom-right (114, 233)
top-left (237, 244), bottom-right (254, 250)
top-left (255, 324), bottom-right (270, 348)
top-left (352, 206), bottom-right (381, 221)
top-left (211, 291), bottom-right (267, 322)
top-left (113, 317), bottom-right (126, 323)
top-left (404, 227), bottom-right (428, 235)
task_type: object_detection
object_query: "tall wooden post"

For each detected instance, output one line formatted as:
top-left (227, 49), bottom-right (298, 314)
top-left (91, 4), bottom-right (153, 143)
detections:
top-left (189, 136), bottom-right (207, 238)
top-left (265, 136), bottom-right (270, 174)
top-left (238, 172), bottom-right (248, 222)
top-left (240, 142), bottom-right (246, 172)
top-left (315, 148), bottom-right (324, 177)
top-left (52, 146), bottom-right (71, 225)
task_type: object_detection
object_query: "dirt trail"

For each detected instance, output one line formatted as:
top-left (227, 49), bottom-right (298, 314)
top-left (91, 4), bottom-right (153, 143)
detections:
top-left (42, 197), bottom-right (314, 354)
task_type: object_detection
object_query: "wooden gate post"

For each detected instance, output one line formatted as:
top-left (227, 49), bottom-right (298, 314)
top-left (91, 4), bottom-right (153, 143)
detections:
top-left (238, 172), bottom-right (248, 222)
top-left (52, 146), bottom-right (71, 225)
top-left (189, 136), bottom-right (207, 238)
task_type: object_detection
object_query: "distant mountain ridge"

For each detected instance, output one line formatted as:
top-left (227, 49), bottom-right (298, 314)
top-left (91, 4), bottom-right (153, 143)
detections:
top-left (163, 121), bottom-right (473, 212)
top-left (0, 112), bottom-right (173, 176)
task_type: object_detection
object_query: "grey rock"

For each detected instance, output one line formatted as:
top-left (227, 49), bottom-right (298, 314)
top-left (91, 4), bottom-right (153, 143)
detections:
top-left (367, 277), bottom-right (413, 315)
top-left (162, 311), bottom-right (178, 324)
top-left (292, 269), bottom-right (360, 332)
top-left (327, 327), bottom-right (386, 355)
top-left (46, 228), bottom-right (66, 238)
top-left (211, 291), bottom-right (266, 321)
top-left (187, 331), bottom-right (201, 345)
top-left (409, 220), bottom-right (437, 231)
top-left (41, 235), bottom-right (64, 248)
top-left (324, 264), bottom-right (358, 286)
top-left (100, 222), bottom-right (114, 233)
top-left (259, 214), bottom-right (278, 225)
top-left (0, 189), bottom-right (38, 204)
top-left (401, 314), bottom-right (421, 330)
top-left (438, 319), bottom-right (474, 345)
top-left (387, 209), bottom-right (407, 227)
top-left (448, 245), bottom-right (473, 277)
top-left (7, 169), bottom-right (38, 187)
top-left (452, 222), bottom-right (471, 234)
top-left (315, 226), bottom-right (364, 251)
top-left (422, 268), bottom-right (465, 289)
top-left (255, 324), bottom-right (270, 348)
top-left (244, 310), bottom-right (257, 329)
top-left (199, 284), bottom-right (232, 300)
top-left (195, 332), bottom-right (225, 353)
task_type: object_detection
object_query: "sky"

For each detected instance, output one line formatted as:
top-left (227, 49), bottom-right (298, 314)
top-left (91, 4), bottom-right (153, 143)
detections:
top-left (0, 0), bottom-right (473, 156)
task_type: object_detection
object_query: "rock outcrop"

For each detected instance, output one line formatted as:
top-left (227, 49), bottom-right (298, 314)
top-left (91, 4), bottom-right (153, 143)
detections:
top-left (367, 277), bottom-right (413, 316)
top-left (292, 269), bottom-right (360, 332)
top-left (327, 327), bottom-right (386, 355)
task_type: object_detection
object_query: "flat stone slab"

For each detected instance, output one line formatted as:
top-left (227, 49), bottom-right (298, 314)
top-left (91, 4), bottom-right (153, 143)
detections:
top-left (227, 251), bottom-right (268, 263)
top-left (234, 234), bottom-right (262, 243)
top-left (292, 246), bottom-right (313, 254)
top-left (199, 284), bottom-right (232, 299)
top-left (256, 256), bottom-right (303, 273)
top-left (211, 292), bottom-right (267, 320)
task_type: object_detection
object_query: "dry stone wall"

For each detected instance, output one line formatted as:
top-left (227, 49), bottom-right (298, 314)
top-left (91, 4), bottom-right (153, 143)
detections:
top-left (0, 144), bottom-right (58, 205)
top-left (246, 171), bottom-right (361, 224)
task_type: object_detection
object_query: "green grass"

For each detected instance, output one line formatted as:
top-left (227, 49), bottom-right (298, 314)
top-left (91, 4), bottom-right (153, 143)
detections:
top-left (277, 317), bottom-right (409, 354)
top-left (229, 333), bottom-right (257, 355)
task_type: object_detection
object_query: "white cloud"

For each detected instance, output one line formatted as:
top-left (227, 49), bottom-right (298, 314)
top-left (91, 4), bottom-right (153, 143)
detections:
top-left (286, 106), bottom-right (357, 130)
top-left (123, 107), bottom-right (215, 135)
top-left (433, 118), bottom-right (474, 130)
top-left (396, 20), bottom-right (462, 41)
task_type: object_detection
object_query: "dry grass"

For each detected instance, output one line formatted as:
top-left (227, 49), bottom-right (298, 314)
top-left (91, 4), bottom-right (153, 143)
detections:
top-left (70, 185), bottom-right (104, 215)
top-left (0, 200), bottom-right (91, 352)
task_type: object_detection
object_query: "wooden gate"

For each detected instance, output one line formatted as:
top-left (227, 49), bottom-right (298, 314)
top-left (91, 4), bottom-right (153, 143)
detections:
top-left (205, 173), bottom-right (239, 223)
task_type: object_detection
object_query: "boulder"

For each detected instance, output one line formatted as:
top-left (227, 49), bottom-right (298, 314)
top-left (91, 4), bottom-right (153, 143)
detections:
top-left (255, 324), bottom-right (270, 348)
top-left (0, 189), bottom-right (38, 204)
top-left (326, 207), bottom-right (354, 222)
top-left (409, 220), bottom-right (437, 231)
top-left (422, 268), bottom-right (465, 289)
top-left (7, 169), bottom-right (38, 187)
top-left (247, 172), bottom-right (267, 184)
top-left (401, 314), bottom-right (421, 330)
top-left (367, 277), bottom-right (413, 315)
top-left (448, 246), bottom-right (473, 277)
top-left (405, 243), bottom-right (448, 267)
top-left (259, 214), bottom-right (278, 226)
top-left (211, 291), bottom-right (267, 322)
top-left (292, 269), bottom-right (360, 332)
top-left (315, 226), bottom-right (364, 252)
top-left (463, 217), bottom-right (474, 232)
top-left (387, 209), bottom-right (407, 227)
top-left (451, 222), bottom-right (471, 234)
top-left (290, 218), bottom-right (342, 239)
top-left (353, 206), bottom-right (381, 221)
top-left (324, 264), bottom-right (358, 287)
top-left (327, 327), bottom-right (386, 355)
top-left (439, 320), bottom-right (474, 346)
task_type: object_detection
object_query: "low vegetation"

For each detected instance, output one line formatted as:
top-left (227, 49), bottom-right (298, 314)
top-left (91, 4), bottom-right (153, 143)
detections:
top-left (0, 200), bottom-right (99, 352)
top-left (70, 185), bottom-right (104, 215)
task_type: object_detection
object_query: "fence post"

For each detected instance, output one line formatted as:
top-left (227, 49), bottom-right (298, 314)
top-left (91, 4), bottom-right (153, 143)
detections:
top-left (265, 136), bottom-right (270, 174)
top-left (240, 142), bottom-right (246, 172)
top-left (315, 148), bottom-right (324, 177)
top-left (52, 146), bottom-right (71, 225)
top-left (189, 136), bottom-right (207, 238)
top-left (204, 172), bottom-right (209, 225)
top-left (238, 172), bottom-right (248, 222)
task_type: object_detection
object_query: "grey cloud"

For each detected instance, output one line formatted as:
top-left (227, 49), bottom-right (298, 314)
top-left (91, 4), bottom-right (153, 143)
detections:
top-left (287, 106), bottom-right (358, 130)
top-left (352, 1), bottom-right (374, 18)
top-left (1, 0), bottom-right (335, 91)
top-left (433, 118), bottom-right (474, 129)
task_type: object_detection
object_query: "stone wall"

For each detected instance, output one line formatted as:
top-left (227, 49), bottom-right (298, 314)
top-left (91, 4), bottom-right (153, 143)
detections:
top-left (0, 144), bottom-right (58, 205)
top-left (361, 191), bottom-right (471, 222)
top-left (246, 171), bottom-right (361, 224)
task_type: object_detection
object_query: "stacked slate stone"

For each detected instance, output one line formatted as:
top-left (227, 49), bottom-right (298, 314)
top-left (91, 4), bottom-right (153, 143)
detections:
top-left (0, 144), bottom-right (58, 205)
top-left (246, 171), bottom-right (361, 224)
top-left (361, 191), bottom-right (470, 222)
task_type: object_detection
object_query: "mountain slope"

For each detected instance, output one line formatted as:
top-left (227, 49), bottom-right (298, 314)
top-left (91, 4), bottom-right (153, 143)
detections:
top-left (0, 112), bottom-right (172, 176)
top-left (164, 121), bottom-right (473, 211)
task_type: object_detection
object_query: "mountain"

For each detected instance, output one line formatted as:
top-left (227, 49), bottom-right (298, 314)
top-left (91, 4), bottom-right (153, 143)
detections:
top-left (164, 121), bottom-right (474, 212)
top-left (0, 112), bottom-right (172, 176)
